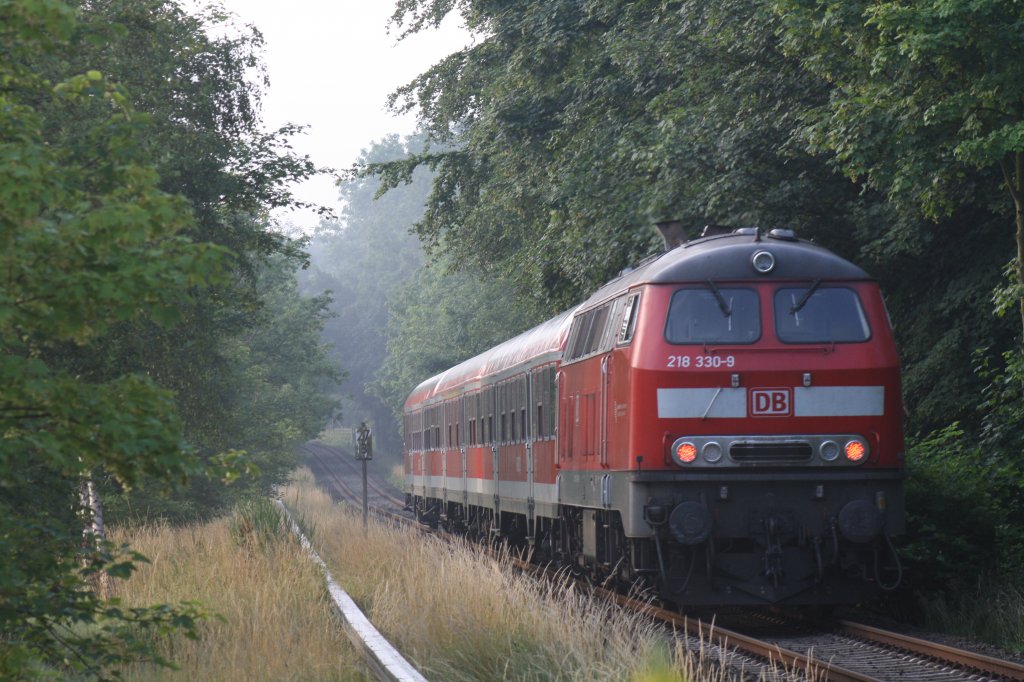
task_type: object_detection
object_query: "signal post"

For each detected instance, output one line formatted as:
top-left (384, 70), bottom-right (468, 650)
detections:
top-left (354, 422), bottom-right (373, 532)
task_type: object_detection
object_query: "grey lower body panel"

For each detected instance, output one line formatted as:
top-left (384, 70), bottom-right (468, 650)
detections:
top-left (556, 468), bottom-right (904, 538)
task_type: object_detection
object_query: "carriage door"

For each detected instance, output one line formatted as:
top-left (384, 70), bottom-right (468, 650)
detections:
top-left (600, 355), bottom-right (610, 466)
top-left (524, 373), bottom-right (535, 542)
top-left (460, 395), bottom-right (468, 508)
top-left (441, 401), bottom-right (448, 512)
top-left (491, 384), bottom-right (500, 534)
top-left (600, 295), bottom-right (627, 468)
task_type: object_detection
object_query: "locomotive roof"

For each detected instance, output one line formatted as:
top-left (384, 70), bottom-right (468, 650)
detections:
top-left (578, 230), bottom-right (872, 311)
top-left (405, 229), bottom-right (871, 409)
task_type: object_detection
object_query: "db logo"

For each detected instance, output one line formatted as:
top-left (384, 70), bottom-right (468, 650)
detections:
top-left (750, 388), bottom-right (792, 416)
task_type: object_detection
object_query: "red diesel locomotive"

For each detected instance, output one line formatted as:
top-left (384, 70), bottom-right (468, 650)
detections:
top-left (403, 227), bottom-right (904, 605)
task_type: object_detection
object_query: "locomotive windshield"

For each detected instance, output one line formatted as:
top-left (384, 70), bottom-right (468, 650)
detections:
top-left (774, 286), bottom-right (870, 343)
top-left (665, 287), bottom-right (760, 344)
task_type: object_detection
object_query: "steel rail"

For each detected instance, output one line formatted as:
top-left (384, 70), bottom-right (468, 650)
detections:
top-left (301, 444), bottom-right (361, 501)
top-left (499, 559), bottom-right (869, 680)
top-left (604, 593), bottom-right (876, 682)
top-left (837, 620), bottom-right (1024, 680)
top-left (300, 444), bottom-right (418, 530)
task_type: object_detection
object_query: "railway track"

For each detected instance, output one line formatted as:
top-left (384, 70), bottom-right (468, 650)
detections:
top-left (303, 443), bottom-right (1024, 681)
top-left (300, 441), bottom-right (407, 514)
top-left (617, 600), bottom-right (1024, 681)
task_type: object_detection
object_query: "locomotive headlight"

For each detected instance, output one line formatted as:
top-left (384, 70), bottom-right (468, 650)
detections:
top-left (702, 441), bottom-right (723, 463)
top-left (751, 250), bottom-right (775, 274)
top-left (844, 440), bottom-right (867, 462)
top-left (672, 439), bottom-right (698, 464)
top-left (819, 440), bottom-right (840, 462)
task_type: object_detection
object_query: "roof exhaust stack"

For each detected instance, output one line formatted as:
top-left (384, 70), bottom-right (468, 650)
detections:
top-left (654, 220), bottom-right (687, 252)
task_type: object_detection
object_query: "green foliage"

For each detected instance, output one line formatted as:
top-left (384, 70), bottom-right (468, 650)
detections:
top-left (370, 257), bottom-right (546, 421)
top-left (374, 0), bottom-right (890, 309)
top-left (774, 0), bottom-right (1024, 336)
top-left (55, 0), bottom-right (338, 521)
top-left (0, 0), bottom-right (339, 676)
top-left (774, 0), bottom-right (1024, 212)
top-left (0, 524), bottom-right (210, 679)
top-left (902, 426), bottom-right (1003, 593)
top-left (899, 419), bottom-right (1024, 631)
top-left (920, 583), bottom-right (1024, 653)
top-left (104, 255), bottom-right (341, 523)
top-left (0, 0), bottom-right (226, 674)
top-left (874, 208), bottom-right (1013, 434)
top-left (305, 132), bottom-right (545, 454)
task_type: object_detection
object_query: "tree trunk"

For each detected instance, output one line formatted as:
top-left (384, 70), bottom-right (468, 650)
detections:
top-left (1002, 152), bottom-right (1024, 344)
top-left (80, 476), bottom-right (112, 597)
top-left (80, 477), bottom-right (107, 543)
top-left (1017, 194), bottom-right (1024, 345)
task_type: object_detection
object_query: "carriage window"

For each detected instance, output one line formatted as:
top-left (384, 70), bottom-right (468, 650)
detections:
top-left (586, 305), bottom-right (610, 355)
top-left (566, 303), bottom-right (614, 362)
top-left (665, 287), bottom-right (760, 344)
top-left (774, 287), bottom-right (870, 343)
top-left (618, 293), bottom-right (640, 344)
top-left (567, 314), bottom-right (594, 360)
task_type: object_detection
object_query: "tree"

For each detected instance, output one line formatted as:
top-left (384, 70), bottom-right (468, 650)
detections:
top-left (774, 0), bottom-right (1024, 339)
top-left (1, 0), bottom-right (340, 674)
top-left (103, 254), bottom-right (341, 522)
top-left (1, 0), bottom-right (222, 674)
top-left (53, 0), bottom-right (338, 521)
top-left (376, 1), bottom-right (900, 308)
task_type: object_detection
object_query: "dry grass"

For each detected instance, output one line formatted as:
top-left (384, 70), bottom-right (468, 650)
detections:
top-left (110, 503), bottom-right (371, 681)
top-left (281, 467), bottom-right (787, 681)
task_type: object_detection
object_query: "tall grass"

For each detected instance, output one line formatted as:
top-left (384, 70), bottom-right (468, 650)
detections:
top-left (110, 499), bottom-right (370, 681)
top-left (281, 468), bottom-right (784, 681)
top-left (921, 582), bottom-right (1024, 653)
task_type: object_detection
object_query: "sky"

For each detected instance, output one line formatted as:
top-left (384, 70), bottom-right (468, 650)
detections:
top-left (212, 1), bottom-right (470, 232)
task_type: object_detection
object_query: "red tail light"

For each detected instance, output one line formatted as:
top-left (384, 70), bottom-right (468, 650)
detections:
top-left (845, 441), bottom-right (866, 462)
